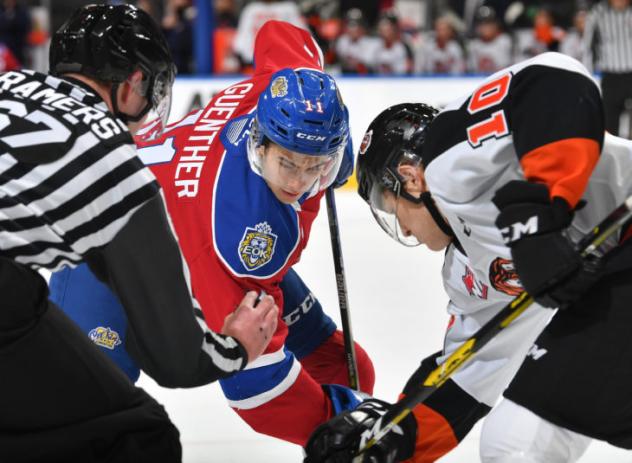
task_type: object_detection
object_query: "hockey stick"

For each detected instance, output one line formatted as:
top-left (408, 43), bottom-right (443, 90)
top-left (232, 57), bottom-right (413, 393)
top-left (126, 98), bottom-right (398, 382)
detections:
top-left (326, 187), bottom-right (360, 391)
top-left (358, 195), bottom-right (632, 455)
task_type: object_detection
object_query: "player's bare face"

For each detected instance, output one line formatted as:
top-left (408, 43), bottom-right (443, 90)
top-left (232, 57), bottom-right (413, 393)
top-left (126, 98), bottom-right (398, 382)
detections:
top-left (399, 197), bottom-right (451, 251)
top-left (381, 191), bottom-right (451, 251)
top-left (261, 144), bottom-right (333, 204)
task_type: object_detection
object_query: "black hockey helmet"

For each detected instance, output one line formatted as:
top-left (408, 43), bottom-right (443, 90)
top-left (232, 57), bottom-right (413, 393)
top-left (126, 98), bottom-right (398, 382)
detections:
top-left (356, 103), bottom-right (453, 246)
top-left (50, 4), bottom-right (176, 129)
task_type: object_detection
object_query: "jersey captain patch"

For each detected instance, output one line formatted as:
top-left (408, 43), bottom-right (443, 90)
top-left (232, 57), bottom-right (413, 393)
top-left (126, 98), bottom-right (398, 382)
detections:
top-left (239, 222), bottom-right (278, 271)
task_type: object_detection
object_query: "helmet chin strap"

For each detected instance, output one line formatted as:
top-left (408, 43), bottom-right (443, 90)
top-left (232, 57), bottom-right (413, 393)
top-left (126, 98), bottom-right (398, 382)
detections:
top-left (419, 191), bottom-right (454, 238)
top-left (110, 82), bottom-right (152, 124)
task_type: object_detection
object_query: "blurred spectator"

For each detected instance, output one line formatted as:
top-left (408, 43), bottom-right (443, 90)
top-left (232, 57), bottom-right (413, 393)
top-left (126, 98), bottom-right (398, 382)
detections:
top-left (371, 10), bottom-right (413, 74)
top-left (416, 12), bottom-right (466, 74)
top-left (583, 0), bottom-right (632, 137)
top-left (446, 0), bottom-right (483, 36)
top-left (395, 0), bottom-right (427, 35)
top-left (560, 8), bottom-right (587, 61)
top-left (513, 6), bottom-right (566, 61)
top-left (340, 0), bottom-right (387, 30)
top-left (300, 0), bottom-right (341, 65)
top-left (335, 8), bottom-right (377, 74)
top-left (215, 0), bottom-right (239, 28)
top-left (446, 0), bottom-right (513, 36)
top-left (0, 41), bottom-right (18, 71)
top-left (0, 0), bottom-right (30, 67)
top-left (467, 6), bottom-right (512, 73)
top-left (532, 7), bottom-right (565, 51)
top-left (538, 0), bottom-right (578, 28)
top-left (214, 0), bottom-right (240, 73)
top-left (232, 0), bottom-right (304, 69)
top-left (501, 1), bottom-right (577, 29)
top-left (162, 0), bottom-right (194, 74)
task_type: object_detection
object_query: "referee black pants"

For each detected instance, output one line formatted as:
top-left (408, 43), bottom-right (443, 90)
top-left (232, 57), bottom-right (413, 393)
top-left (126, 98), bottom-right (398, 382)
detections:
top-left (0, 258), bottom-right (181, 463)
top-left (601, 71), bottom-right (632, 137)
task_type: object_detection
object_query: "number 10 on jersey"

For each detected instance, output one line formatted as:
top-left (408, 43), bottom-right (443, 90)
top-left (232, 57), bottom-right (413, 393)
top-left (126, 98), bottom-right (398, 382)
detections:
top-left (466, 73), bottom-right (511, 148)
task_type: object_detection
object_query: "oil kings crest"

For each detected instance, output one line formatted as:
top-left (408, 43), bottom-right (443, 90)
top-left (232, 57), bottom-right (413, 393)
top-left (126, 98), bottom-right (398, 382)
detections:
top-left (238, 221), bottom-right (278, 270)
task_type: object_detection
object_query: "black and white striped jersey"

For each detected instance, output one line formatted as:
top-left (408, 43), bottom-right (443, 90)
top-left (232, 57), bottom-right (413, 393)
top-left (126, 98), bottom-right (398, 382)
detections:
top-left (0, 70), bottom-right (248, 384)
top-left (0, 70), bottom-right (159, 271)
top-left (582, 1), bottom-right (632, 73)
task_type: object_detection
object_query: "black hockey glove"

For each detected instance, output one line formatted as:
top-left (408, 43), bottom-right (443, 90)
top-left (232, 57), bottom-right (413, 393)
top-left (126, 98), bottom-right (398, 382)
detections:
top-left (493, 180), bottom-right (602, 309)
top-left (303, 399), bottom-right (417, 463)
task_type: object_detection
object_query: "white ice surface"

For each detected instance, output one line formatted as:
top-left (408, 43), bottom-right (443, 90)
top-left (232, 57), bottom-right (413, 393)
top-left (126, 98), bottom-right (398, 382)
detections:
top-left (138, 191), bottom-right (631, 463)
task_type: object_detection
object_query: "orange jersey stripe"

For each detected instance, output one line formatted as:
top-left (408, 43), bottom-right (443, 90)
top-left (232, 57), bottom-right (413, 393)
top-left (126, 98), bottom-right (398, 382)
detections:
top-left (520, 138), bottom-right (600, 208)
top-left (400, 398), bottom-right (459, 463)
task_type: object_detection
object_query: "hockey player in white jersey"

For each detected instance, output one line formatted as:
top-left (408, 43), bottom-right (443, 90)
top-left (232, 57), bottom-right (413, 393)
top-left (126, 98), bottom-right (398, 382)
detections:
top-left (304, 51), bottom-right (632, 462)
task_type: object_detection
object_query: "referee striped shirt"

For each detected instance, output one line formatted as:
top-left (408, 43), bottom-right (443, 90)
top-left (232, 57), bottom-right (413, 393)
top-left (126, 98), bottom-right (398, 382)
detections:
top-left (0, 69), bottom-right (248, 380)
top-left (0, 70), bottom-right (159, 271)
top-left (583, 1), bottom-right (632, 73)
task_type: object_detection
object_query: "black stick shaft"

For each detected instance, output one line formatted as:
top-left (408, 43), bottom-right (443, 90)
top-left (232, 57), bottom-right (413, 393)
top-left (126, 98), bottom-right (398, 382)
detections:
top-left (326, 188), bottom-right (360, 391)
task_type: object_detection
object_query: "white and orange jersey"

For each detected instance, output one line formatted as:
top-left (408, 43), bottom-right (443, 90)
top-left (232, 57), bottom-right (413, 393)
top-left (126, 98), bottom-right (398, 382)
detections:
top-left (402, 53), bottom-right (632, 461)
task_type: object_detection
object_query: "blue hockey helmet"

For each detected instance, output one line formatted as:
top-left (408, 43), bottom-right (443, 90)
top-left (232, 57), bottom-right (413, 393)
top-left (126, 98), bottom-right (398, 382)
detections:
top-left (253, 68), bottom-right (348, 156)
top-left (249, 68), bottom-right (349, 201)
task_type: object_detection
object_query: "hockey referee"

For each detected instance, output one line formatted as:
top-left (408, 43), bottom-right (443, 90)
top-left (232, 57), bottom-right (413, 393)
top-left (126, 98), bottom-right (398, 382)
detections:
top-left (583, 0), bottom-right (632, 137)
top-left (0, 4), bottom-right (277, 462)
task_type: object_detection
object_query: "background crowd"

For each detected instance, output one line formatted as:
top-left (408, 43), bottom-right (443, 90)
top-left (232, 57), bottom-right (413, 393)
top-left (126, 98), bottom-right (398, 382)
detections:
top-left (0, 0), bottom-right (621, 75)
top-left (3, 0), bottom-right (632, 136)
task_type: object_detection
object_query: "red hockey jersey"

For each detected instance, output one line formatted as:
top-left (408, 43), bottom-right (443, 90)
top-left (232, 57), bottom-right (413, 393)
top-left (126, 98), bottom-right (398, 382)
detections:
top-left (135, 21), bottom-right (344, 444)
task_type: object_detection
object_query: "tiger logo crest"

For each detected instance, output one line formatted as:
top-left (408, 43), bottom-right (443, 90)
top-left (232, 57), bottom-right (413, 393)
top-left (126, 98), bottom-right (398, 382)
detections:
top-left (270, 76), bottom-right (288, 98)
top-left (489, 257), bottom-right (522, 296)
top-left (239, 222), bottom-right (278, 270)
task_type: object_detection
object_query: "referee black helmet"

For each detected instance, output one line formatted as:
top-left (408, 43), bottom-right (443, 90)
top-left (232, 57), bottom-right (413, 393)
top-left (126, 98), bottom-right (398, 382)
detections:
top-left (50, 3), bottom-right (176, 126)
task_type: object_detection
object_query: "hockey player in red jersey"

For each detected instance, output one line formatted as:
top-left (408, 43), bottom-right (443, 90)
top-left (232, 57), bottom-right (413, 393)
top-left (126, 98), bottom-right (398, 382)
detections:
top-left (305, 52), bottom-right (632, 462)
top-left (49, 20), bottom-right (375, 446)
top-left (1, 4), bottom-right (278, 461)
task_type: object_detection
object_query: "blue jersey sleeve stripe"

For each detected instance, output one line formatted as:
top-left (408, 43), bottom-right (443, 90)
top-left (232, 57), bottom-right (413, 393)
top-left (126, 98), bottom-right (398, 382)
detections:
top-left (220, 356), bottom-right (302, 410)
top-left (219, 349), bottom-right (295, 401)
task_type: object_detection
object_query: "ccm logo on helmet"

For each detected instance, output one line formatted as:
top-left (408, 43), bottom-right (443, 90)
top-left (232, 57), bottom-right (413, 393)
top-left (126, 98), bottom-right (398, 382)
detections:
top-left (297, 133), bottom-right (327, 142)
